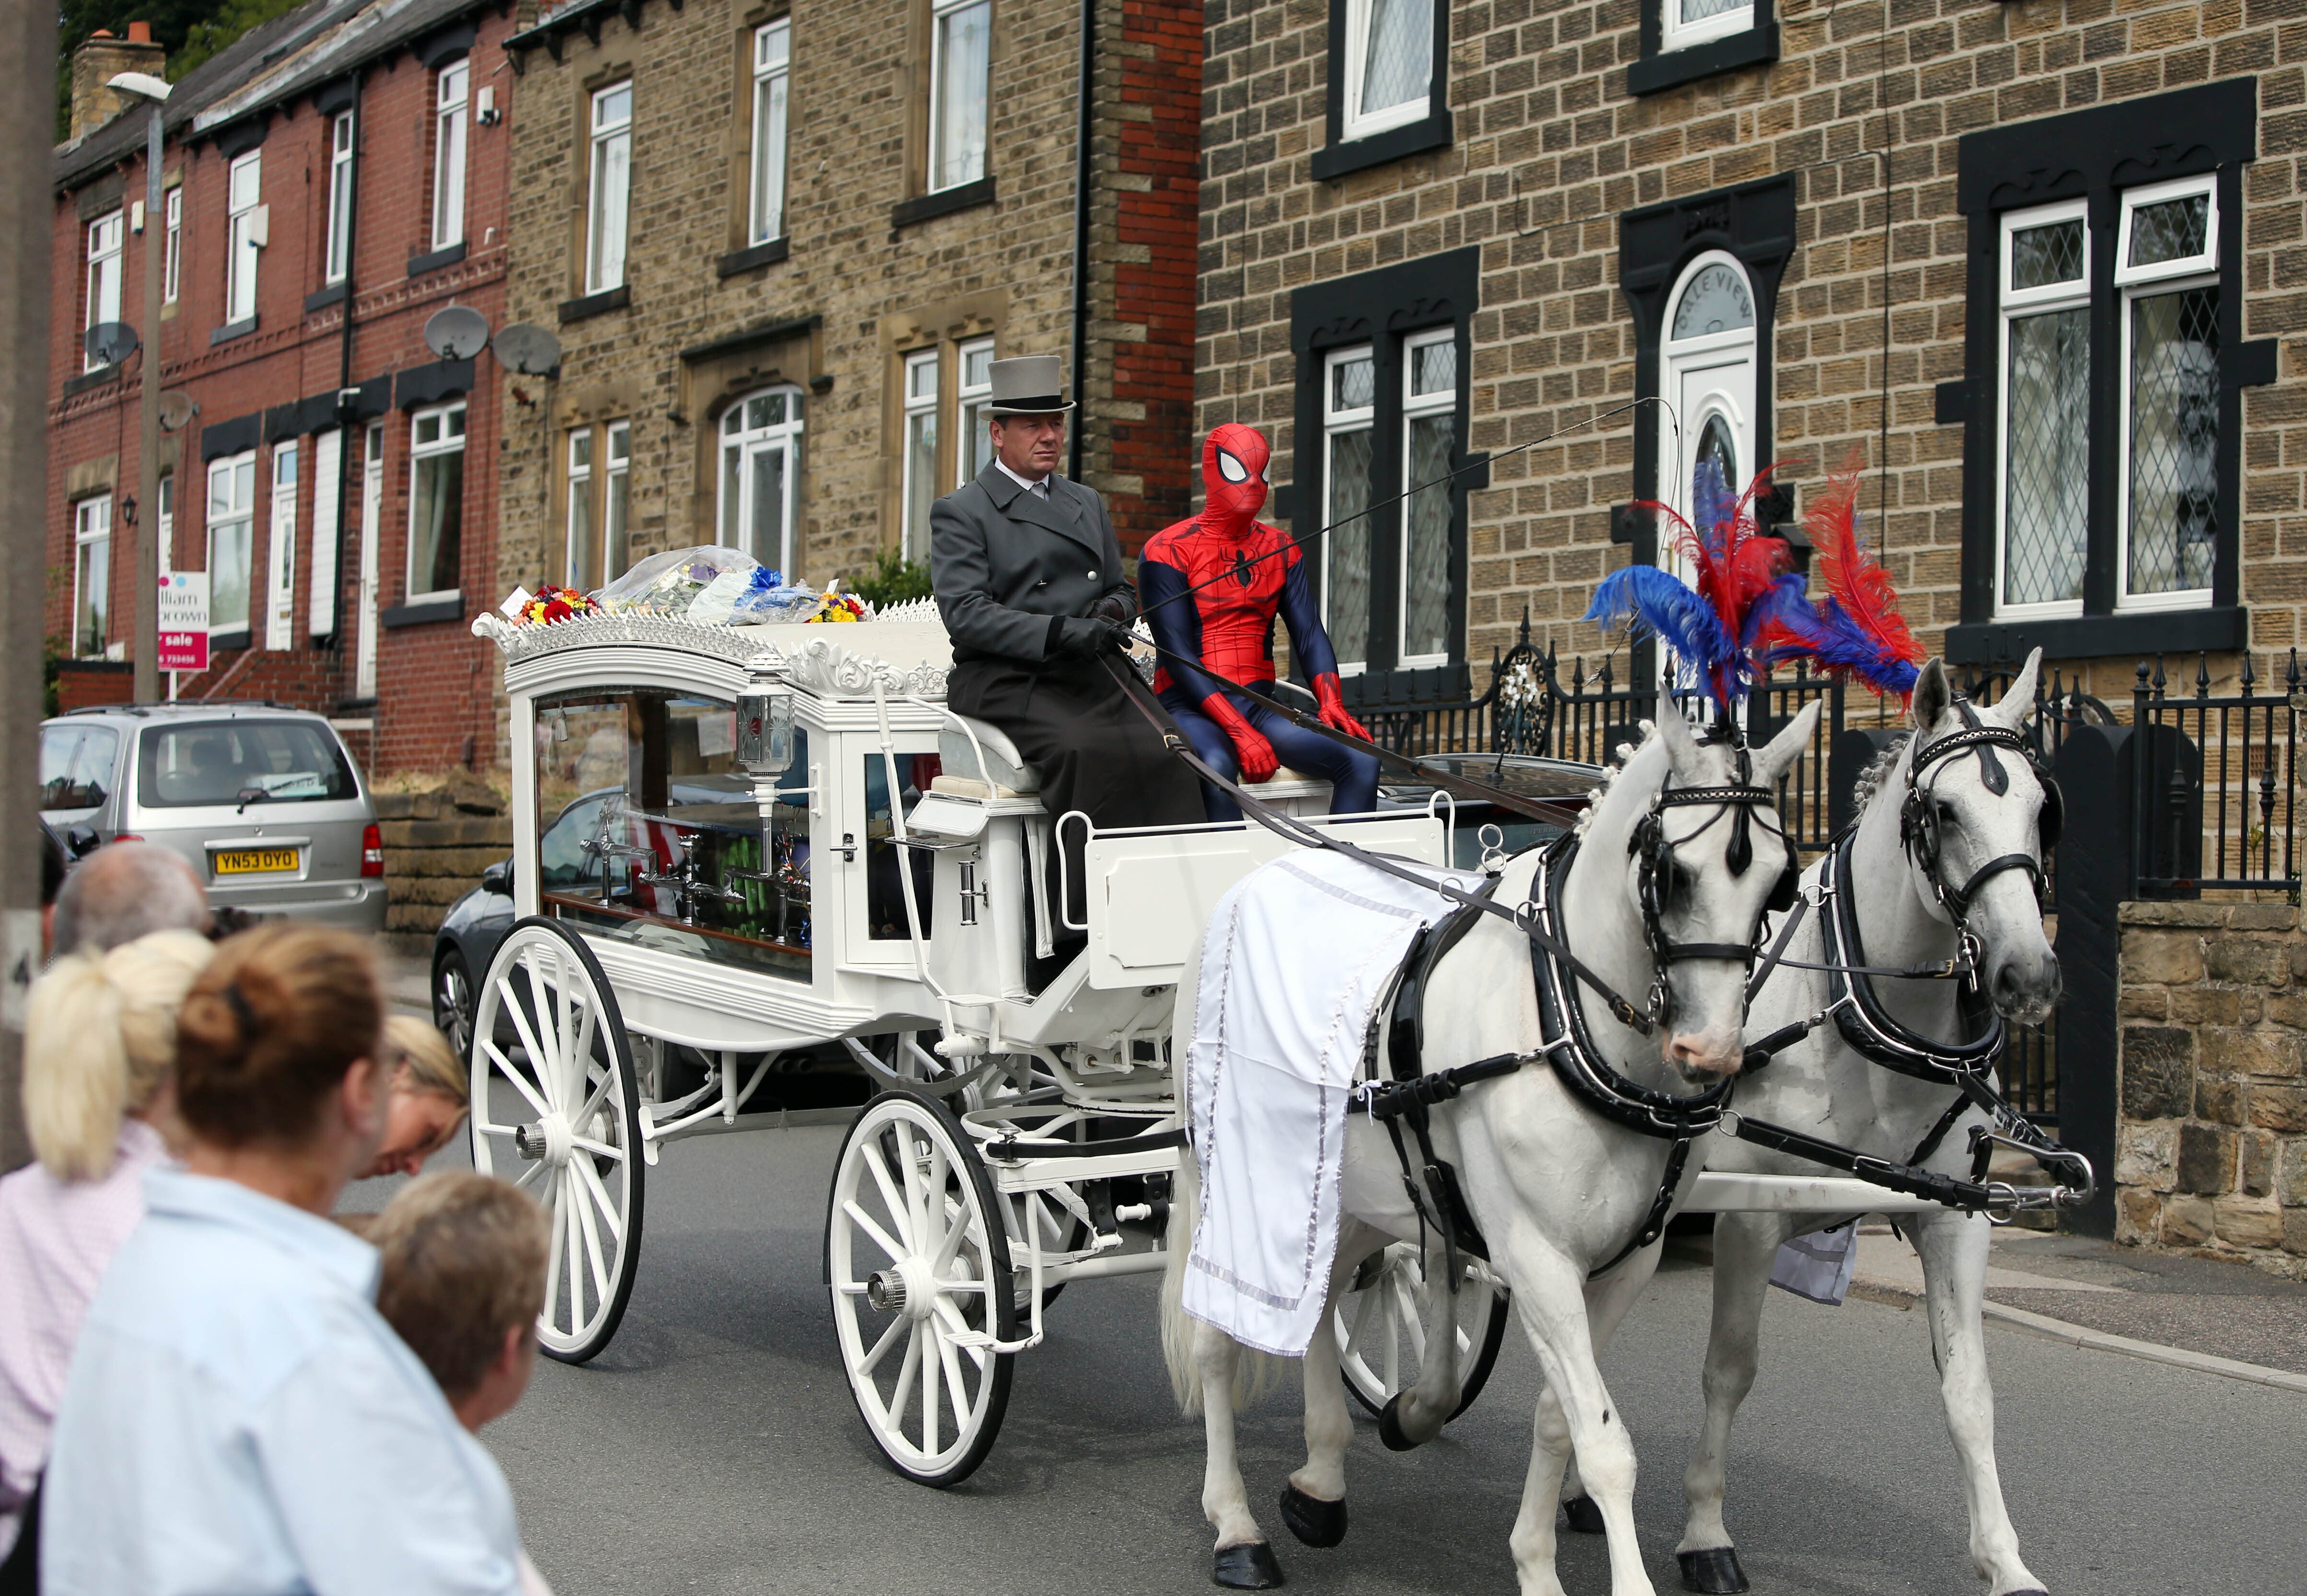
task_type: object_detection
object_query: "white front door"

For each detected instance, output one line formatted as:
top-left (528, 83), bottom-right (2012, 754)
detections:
top-left (308, 429), bottom-right (342, 639)
top-left (1656, 253), bottom-right (1761, 690)
top-left (265, 442), bottom-right (297, 650)
top-left (356, 422), bottom-right (383, 698)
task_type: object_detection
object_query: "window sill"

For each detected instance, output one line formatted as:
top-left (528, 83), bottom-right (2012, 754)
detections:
top-left (304, 283), bottom-right (348, 313)
top-left (717, 237), bottom-right (790, 277)
top-left (209, 317), bottom-right (258, 347)
top-left (208, 628), bottom-right (251, 653)
top-left (62, 366), bottom-right (121, 398)
top-left (891, 177), bottom-right (995, 231)
top-left (407, 241), bottom-right (468, 278)
top-left (1945, 606), bottom-right (2248, 667)
top-left (559, 286), bottom-right (629, 324)
top-left (1627, 23), bottom-right (1779, 96)
top-left (381, 594), bottom-right (466, 629)
top-left (1310, 110), bottom-right (1454, 182)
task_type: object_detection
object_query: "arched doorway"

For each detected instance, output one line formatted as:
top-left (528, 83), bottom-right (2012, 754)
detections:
top-left (1657, 252), bottom-right (1758, 543)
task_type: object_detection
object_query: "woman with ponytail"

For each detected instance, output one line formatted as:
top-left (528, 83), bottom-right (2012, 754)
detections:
top-left (38, 924), bottom-right (529, 1596)
top-left (0, 929), bottom-right (210, 1573)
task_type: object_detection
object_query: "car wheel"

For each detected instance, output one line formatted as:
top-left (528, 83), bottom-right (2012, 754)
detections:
top-left (434, 948), bottom-right (475, 1061)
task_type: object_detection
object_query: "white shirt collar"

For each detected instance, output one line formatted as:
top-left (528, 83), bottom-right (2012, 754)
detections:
top-left (995, 459), bottom-right (1053, 497)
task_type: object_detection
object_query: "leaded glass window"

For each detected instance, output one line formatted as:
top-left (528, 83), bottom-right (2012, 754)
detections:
top-left (1345, 0), bottom-right (1433, 140)
top-left (1996, 200), bottom-right (2091, 615)
top-left (2116, 176), bottom-right (2221, 607)
top-left (1324, 347), bottom-right (1376, 673)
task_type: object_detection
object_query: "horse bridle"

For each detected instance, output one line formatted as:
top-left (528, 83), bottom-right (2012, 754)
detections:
top-left (1631, 739), bottom-right (1799, 1029)
top-left (1899, 699), bottom-right (2065, 927)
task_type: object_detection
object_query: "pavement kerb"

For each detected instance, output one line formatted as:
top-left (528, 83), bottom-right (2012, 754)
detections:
top-left (1852, 1279), bottom-right (2307, 1396)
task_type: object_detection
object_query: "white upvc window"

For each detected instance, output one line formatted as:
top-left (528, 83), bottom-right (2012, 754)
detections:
top-left (2115, 174), bottom-right (2220, 612)
top-left (1661, 0), bottom-right (1753, 55)
top-left (225, 150), bottom-right (263, 325)
top-left (1322, 345), bottom-right (1376, 675)
top-left (750, 21), bottom-right (791, 245)
top-left (1994, 198), bottom-right (2091, 620)
top-left (1398, 328), bottom-right (1456, 668)
top-left (901, 350), bottom-right (939, 563)
top-left (928, 0), bottom-right (990, 193)
top-left (1341, 0), bottom-right (1433, 142)
top-left (83, 210), bottom-right (123, 369)
top-left (162, 186), bottom-right (181, 304)
top-left (207, 451), bottom-right (257, 636)
top-left (719, 387), bottom-right (804, 577)
top-left (324, 113), bottom-right (355, 282)
top-left (408, 402), bottom-right (466, 600)
top-left (432, 62), bottom-right (469, 251)
top-left (587, 83), bottom-right (633, 294)
top-left (604, 420), bottom-right (631, 584)
top-left (566, 428), bottom-right (595, 590)
top-left (955, 336), bottom-right (995, 487)
top-left (72, 496), bottom-right (111, 659)
top-left (265, 442), bottom-right (297, 650)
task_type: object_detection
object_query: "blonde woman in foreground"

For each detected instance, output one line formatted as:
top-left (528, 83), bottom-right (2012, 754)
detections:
top-left (0, 929), bottom-right (212, 1571)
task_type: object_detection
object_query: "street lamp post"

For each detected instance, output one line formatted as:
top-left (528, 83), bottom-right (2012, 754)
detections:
top-left (110, 70), bottom-right (170, 705)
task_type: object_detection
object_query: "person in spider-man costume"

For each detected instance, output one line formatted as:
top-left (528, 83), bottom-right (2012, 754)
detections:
top-left (1138, 424), bottom-right (1380, 821)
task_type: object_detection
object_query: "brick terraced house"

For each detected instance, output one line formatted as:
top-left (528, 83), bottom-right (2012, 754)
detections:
top-left (46, 0), bottom-right (519, 773)
top-left (489, 0), bottom-right (1203, 690)
top-left (1194, 0), bottom-right (2304, 712)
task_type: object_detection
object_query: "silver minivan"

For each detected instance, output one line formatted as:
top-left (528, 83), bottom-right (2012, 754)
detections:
top-left (39, 703), bottom-right (388, 931)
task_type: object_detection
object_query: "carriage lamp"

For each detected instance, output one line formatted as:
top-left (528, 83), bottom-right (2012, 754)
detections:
top-left (737, 691), bottom-right (794, 775)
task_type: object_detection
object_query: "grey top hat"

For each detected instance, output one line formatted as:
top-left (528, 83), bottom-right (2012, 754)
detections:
top-left (986, 354), bottom-right (1074, 416)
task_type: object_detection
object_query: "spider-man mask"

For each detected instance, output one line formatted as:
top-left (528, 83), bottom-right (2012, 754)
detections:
top-left (1201, 424), bottom-right (1270, 536)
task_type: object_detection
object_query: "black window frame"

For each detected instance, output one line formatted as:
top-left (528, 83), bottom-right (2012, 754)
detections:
top-left (1311, 0), bottom-right (1452, 183)
top-left (1628, 0), bottom-right (1778, 98)
top-left (1287, 247), bottom-right (1482, 705)
top-left (1946, 78), bottom-right (2268, 666)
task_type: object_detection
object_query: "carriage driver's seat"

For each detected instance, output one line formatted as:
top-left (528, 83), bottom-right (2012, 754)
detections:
top-left (932, 720), bottom-right (1043, 801)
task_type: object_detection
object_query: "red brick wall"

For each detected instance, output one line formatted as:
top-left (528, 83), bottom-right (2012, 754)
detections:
top-left (45, 12), bottom-right (516, 773)
top-left (1107, 0), bottom-right (1205, 552)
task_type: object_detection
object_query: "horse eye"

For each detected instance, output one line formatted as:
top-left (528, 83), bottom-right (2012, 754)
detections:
top-left (1216, 449), bottom-right (1249, 484)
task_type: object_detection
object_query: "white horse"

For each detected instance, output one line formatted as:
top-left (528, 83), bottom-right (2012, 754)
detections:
top-left (1164, 697), bottom-right (1822, 1596)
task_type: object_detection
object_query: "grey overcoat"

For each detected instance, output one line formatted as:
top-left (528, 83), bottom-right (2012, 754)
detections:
top-left (929, 464), bottom-right (1135, 664)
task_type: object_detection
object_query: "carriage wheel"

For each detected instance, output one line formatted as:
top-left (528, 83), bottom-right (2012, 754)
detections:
top-left (468, 918), bottom-right (645, 1365)
top-left (827, 1090), bottom-right (1017, 1487)
top-left (1335, 1241), bottom-right (1510, 1422)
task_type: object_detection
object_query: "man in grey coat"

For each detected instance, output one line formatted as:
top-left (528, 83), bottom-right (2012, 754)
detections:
top-left (929, 356), bottom-right (1203, 925)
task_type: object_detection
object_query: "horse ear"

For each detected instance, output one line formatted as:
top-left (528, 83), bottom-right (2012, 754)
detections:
top-left (1911, 658), bottom-right (1951, 732)
top-left (1991, 647), bottom-right (2043, 729)
top-left (1752, 698), bottom-right (1822, 789)
top-left (1655, 693), bottom-right (1704, 783)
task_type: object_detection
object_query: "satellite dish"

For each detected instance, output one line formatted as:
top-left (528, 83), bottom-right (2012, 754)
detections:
top-left (492, 322), bottom-right (562, 377)
top-left (82, 322), bottom-right (139, 367)
top-left (424, 304), bottom-right (491, 362)
top-left (157, 390), bottom-right (196, 432)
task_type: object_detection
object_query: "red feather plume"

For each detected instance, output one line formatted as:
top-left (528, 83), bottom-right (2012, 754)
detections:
top-left (1632, 458), bottom-right (1793, 706)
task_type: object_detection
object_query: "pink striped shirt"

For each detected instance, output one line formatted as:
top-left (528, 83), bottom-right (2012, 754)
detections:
top-left (0, 1119), bottom-right (166, 1556)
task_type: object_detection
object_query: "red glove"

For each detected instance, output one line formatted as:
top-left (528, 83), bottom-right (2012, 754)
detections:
top-left (1313, 674), bottom-right (1371, 742)
top-left (1201, 694), bottom-right (1280, 783)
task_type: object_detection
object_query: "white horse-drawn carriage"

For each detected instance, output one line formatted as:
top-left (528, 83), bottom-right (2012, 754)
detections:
top-left (469, 598), bottom-right (2092, 1594)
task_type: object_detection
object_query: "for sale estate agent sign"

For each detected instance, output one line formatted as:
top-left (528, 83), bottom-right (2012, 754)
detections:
top-left (157, 572), bottom-right (210, 674)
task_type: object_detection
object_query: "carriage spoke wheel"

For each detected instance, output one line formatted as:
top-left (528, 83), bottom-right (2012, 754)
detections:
top-left (467, 918), bottom-right (645, 1365)
top-left (828, 1090), bottom-right (1017, 1487)
top-left (1336, 1242), bottom-right (1510, 1423)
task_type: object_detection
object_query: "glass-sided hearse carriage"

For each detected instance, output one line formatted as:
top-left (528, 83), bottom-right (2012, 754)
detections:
top-left (468, 601), bottom-right (1602, 1484)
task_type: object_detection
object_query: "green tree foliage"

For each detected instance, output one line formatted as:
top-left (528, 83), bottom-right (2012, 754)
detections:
top-left (56, 0), bottom-right (305, 139)
top-left (852, 548), bottom-right (934, 611)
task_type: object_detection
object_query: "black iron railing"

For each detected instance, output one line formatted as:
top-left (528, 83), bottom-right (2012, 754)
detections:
top-left (2132, 651), bottom-right (2302, 898)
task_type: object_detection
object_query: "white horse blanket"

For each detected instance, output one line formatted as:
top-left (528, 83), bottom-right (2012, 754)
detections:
top-left (1182, 850), bottom-right (1481, 1356)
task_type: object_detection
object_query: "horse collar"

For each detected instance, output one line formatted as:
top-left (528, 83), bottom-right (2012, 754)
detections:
top-left (1822, 832), bottom-right (2005, 1084)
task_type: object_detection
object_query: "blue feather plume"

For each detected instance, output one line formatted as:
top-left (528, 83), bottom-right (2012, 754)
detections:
top-left (1759, 592), bottom-right (1922, 697)
top-left (1585, 565), bottom-right (1748, 700)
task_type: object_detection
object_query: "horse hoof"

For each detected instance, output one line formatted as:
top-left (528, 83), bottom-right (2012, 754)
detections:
top-left (1676, 1546), bottom-right (1750, 1594)
top-left (1377, 1393), bottom-right (1421, 1452)
top-left (1278, 1484), bottom-right (1348, 1548)
top-left (1213, 1542), bottom-right (1285, 1589)
top-left (1561, 1494), bottom-right (1605, 1535)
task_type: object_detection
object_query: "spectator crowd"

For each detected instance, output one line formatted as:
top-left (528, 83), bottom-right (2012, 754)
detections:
top-left (0, 841), bottom-right (556, 1594)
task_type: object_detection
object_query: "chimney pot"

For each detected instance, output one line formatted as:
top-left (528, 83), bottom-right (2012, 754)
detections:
top-left (68, 24), bottom-right (167, 141)
top-left (126, 21), bottom-right (151, 42)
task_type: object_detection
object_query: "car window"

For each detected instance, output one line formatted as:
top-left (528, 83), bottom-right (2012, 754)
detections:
top-left (39, 724), bottom-right (120, 813)
top-left (538, 790), bottom-right (615, 892)
top-left (137, 720), bottom-right (359, 809)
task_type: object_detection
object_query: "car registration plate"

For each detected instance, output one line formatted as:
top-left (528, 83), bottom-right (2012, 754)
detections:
top-left (214, 847), bottom-right (300, 876)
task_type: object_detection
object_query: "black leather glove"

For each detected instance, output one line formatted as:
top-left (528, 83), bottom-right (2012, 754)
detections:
top-left (1054, 617), bottom-right (1133, 658)
top-left (1089, 592), bottom-right (1133, 625)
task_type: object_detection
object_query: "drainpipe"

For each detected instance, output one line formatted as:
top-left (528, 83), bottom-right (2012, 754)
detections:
top-left (326, 68), bottom-right (364, 659)
top-left (1066, 0), bottom-right (1094, 483)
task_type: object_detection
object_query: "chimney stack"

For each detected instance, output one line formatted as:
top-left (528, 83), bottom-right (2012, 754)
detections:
top-left (69, 23), bottom-right (167, 142)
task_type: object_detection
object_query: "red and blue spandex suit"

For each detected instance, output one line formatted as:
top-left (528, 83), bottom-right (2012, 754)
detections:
top-left (1138, 425), bottom-right (1380, 821)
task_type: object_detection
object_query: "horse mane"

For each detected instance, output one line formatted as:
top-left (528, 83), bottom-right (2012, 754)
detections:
top-left (1849, 730), bottom-right (1914, 816)
top-left (1572, 719), bottom-right (1661, 840)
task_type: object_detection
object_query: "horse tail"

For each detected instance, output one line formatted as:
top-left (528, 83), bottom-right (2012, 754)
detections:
top-left (1160, 1153), bottom-right (1202, 1414)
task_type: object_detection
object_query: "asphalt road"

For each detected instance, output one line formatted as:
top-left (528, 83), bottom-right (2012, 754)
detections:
top-left (353, 1121), bottom-right (2306, 1596)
